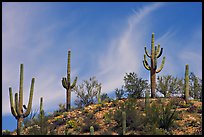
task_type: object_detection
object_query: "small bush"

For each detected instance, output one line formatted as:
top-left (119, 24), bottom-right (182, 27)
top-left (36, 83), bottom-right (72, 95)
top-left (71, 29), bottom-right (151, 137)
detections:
top-left (66, 120), bottom-right (77, 128)
top-left (81, 112), bottom-right (100, 133)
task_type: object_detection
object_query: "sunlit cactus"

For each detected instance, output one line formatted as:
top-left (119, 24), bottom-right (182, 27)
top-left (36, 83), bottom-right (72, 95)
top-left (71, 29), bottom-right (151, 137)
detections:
top-left (122, 111), bottom-right (126, 135)
top-left (90, 126), bottom-right (94, 135)
top-left (9, 64), bottom-right (35, 135)
top-left (143, 33), bottom-right (166, 98)
top-left (62, 50), bottom-right (78, 111)
top-left (97, 87), bottom-right (101, 104)
top-left (184, 64), bottom-right (189, 103)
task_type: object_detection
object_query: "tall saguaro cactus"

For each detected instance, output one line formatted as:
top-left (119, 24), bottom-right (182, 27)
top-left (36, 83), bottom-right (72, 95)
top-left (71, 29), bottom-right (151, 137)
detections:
top-left (9, 64), bottom-right (35, 135)
top-left (184, 64), bottom-right (189, 103)
top-left (143, 33), bottom-right (166, 98)
top-left (62, 50), bottom-right (77, 111)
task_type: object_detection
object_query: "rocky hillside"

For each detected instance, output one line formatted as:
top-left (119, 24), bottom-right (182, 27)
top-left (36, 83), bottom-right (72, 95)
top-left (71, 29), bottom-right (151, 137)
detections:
top-left (3, 97), bottom-right (202, 135)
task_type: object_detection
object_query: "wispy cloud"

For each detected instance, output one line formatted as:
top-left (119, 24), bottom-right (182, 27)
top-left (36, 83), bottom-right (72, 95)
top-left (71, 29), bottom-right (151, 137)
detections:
top-left (96, 3), bottom-right (165, 93)
top-left (2, 3), bottom-right (76, 115)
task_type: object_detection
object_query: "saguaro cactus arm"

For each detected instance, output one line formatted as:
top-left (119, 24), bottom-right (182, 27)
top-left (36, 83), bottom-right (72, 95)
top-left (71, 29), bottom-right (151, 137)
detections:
top-left (9, 88), bottom-right (18, 119)
top-left (23, 78), bottom-right (35, 118)
top-left (143, 54), bottom-right (151, 70)
top-left (15, 93), bottom-right (21, 116)
top-left (156, 44), bottom-right (163, 58)
top-left (144, 46), bottom-right (151, 58)
top-left (156, 56), bottom-right (166, 73)
top-left (71, 77), bottom-right (78, 89)
top-left (62, 78), bottom-right (68, 89)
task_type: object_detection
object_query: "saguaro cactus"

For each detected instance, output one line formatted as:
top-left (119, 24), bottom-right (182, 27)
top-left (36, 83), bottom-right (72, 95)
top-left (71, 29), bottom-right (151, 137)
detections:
top-left (122, 111), bottom-right (126, 135)
top-left (143, 33), bottom-right (166, 98)
top-left (62, 50), bottom-right (78, 111)
top-left (184, 64), bottom-right (189, 103)
top-left (39, 97), bottom-right (45, 134)
top-left (97, 87), bottom-right (101, 104)
top-left (9, 64), bottom-right (35, 135)
top-left (90, 126), bottom-right (94, 135)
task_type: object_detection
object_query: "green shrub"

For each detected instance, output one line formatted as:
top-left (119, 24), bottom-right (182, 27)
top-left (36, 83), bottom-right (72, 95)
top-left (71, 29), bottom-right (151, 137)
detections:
top-left (66, 120), bottom-right (77, 128)
top-left (81, 112), bottom-right (100, 133)
top-left (113, 98), bottom-right (145, 134)
top-left (145, 100), bottom-right (178, 131)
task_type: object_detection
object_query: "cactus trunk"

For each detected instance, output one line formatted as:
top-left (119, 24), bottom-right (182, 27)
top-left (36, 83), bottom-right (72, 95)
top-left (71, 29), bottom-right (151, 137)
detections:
top-left (67, 88), bottom-right (71, 111)
top-left (9, 64), bottom-right (35, 135)
top-left (143, 33), bottom-right (165, 98)
top-left (17, 117), bottom-right (23, 135)
top-left (184, 64), bottom-right (189, 103)
top-left (151, 69), bottom-right (156, 98)
top-left (62, 50), bottom-right (77, 111)
top-left (122, 111), bottom-right (126, 135)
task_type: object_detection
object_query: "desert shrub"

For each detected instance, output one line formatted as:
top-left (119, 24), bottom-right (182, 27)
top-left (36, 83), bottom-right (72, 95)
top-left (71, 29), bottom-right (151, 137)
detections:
top-left (74, 76), bottom-right (102, 108)
top-left (66, 120), bottom-right (77, 129)
top-left (187, 105), bottom-right (196, 113)
top-left (81, 112), bottom-right (100, 133)
top-left (141, 124), bottom-right (170, 135)
top-left (53, 103), bottom-right (66, 117)
top-left (93, 104), bottom-right (102, 114)
top-left (145, 100), bottom-right (178, 131)
top-left (26, 125), bottom-right (41, 135)
top-left (115, 86), bottom-right (125, 100)
top-left (104, 112), bottom-right (112, 124)
top-left (113, 98), bottom-right (145, 134)
top-left (124, 72), bottom-right (149, 99)
top-left (54, 117), bottom-right (65, 126)
top-left (23, 108), bottom-right (39, 128)
top-left (2, 130), bottom-right (11, 135)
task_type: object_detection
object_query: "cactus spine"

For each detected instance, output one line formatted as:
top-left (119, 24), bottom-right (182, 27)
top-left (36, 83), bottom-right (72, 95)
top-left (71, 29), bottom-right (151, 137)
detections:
top-left (90, 126), bottom-right (94, 135)
top-left (143, 33), bottom-right (165, 98)
top-left (122, 111), bottom-right (126, 135)
top-left (62, 50), bottom-right (77, 111)
top-left (184, 64), bottom-right (189, 103)
top-left (9, 64), bottom-right (35, 135)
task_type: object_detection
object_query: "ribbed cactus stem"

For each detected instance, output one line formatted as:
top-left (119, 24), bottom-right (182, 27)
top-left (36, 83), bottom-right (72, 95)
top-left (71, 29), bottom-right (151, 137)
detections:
top-left (8, 64), bottom-right (35, 135)
top-left (23, 78), bottom-right (35, 117)
top-left (9, 88), bottom-right (18, 119)
top-left (40, 97), bottom-right (43, 115)
top-left (40, 97), bottom-right (44, 135)
top-left (98, 87), bottom-right (101, 104)
top-left (62, 50), bottom-right (78, 111)
top-left (122, 111), bottom-right (126, 135)
top-left (184, 64), bottom-right (189, 103)
top-left (143, 33), bottom-right (165, 98)
top-left (90, 126), bottom-right (94, 135)
top-left (68, 50), bottom-right (71, 83)
top-left (19, 64), bottom-right (23, 115)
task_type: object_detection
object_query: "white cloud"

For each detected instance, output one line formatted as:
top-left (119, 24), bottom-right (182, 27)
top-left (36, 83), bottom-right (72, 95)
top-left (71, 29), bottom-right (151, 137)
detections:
top-left (2, 3), bottom-right (75, 115)
top-left (96, 3), bottom-right (165, 94)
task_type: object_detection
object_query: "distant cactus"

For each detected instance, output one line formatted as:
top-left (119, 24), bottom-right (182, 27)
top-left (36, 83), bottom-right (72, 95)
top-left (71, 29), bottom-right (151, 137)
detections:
top-left (9, 64), bottom-right (35, 135)
top-left (39, 97), bottom-right (45, 134)
top-left (184, 64), bottom-right (189, 103)
top-left (90, 126), bottom-right (94, 135)
top-left (122, 111), bottom-right (126, 135)
top-left (143, 33), bottom-right (165, 98)
top-left (62, 50), bottom-right (78, 111)
top-left (97, 87), bottom-right (101, 104)
top-left (145, 90), bottom-right (150, 117)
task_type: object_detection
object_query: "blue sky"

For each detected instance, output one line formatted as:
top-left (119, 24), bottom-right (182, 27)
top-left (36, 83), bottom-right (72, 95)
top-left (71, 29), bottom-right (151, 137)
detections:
top-left (2, 2), bottom-right (202, 131)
